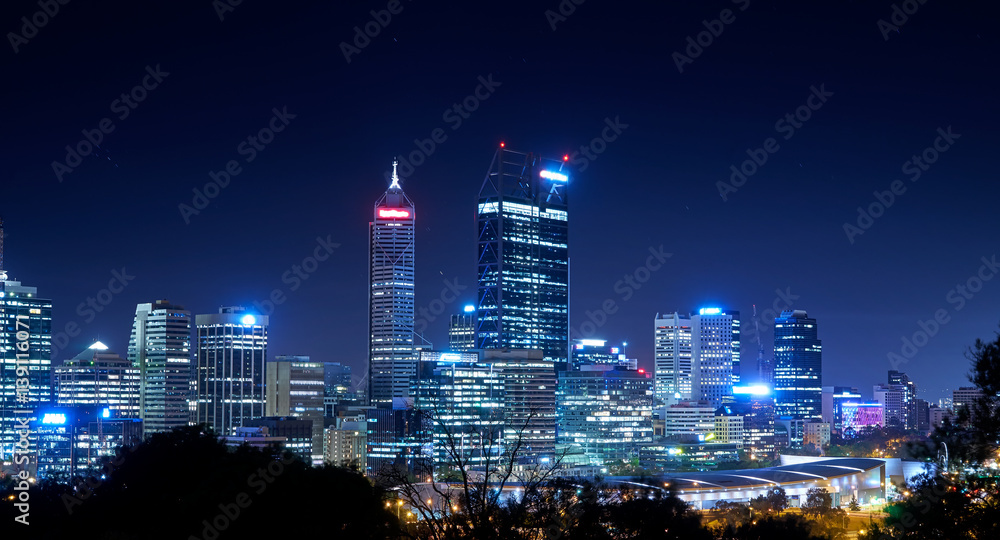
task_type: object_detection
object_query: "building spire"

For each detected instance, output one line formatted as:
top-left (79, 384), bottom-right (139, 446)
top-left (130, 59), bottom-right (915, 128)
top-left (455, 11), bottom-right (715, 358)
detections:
top-left (389, 158), bottom-right (401, 190)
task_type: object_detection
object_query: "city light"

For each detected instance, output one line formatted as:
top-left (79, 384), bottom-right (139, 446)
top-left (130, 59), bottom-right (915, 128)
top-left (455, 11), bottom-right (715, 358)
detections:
top-left (539, 170), bottom-right (568, 182)
top-left (698, 307), bottom-right (722, 315)
top-left (733, 385), bottom-right (770, 395)
top-left (378, 208), bottom-right (410, 219)
top-left (42, 413), bottom-right (67, 424)
top-left (241, 314), bottom-right (256, 325)
top-left (464, 304), bottom-right (475, 313)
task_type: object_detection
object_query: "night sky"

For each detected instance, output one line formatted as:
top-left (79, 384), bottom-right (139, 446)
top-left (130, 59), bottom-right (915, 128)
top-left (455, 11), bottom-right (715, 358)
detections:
top-left (2, 0), bottom-right (998, 403)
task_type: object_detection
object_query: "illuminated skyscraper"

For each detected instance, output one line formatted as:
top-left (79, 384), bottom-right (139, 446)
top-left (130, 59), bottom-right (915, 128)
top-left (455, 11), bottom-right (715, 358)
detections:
top-left (194, 306), bottom-right (267, 435)
top-left (128, 300), bottom-right (191, 434)
top-left (0, 269), bottom-right (52, 464)
top-left (369, 160), bottom-right (416, 406)
top-left (654, 309), bottom-right (738, 408)
top-left (476, 145), bottom-right (569, 364)
top-left (448, 306), bottom-right (476, 351)
top-left (55, 342), bottom-right (140, 417)
top-left (266, 355), bottom-right (324, 465)
top-left (773, 310), bottom-right (822, 445)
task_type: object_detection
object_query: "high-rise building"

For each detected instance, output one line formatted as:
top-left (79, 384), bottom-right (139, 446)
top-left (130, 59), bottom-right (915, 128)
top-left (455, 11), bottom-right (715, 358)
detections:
top-left (31, 406), bottom-right (142, 480)
top-left (476, 146), bottom-right (569, 364)
top-left (266, 355), bottom-right (324, 465)
top-left (324, 414), bottom-right (367, 471)
top-left (483, 348), bottom-right (557, 461)
top-left (128, 300), bottom-right (191, 435)
top-left (654, 309), bottom-right (739, 408)
top-left (773, 310), bottom-right (822, 445)
top-left (368, 161), bottom-right (416, 407)
top-left (448, 306), bottom-right (476, 351)
top-left (1, 270), bottom-right (52, 464)
top-left (953, 386), bottom-right (983, 419)
top-left (570, 339), bottom-right (636, 371)
top-left (55, 342), bottom-right (140, 417)
top-left (557, 364), bottom-right (653, 466)
top-left (413, 354), bottom-right (504, 471)
top-left (731, 385), bottom-right (776, 461)
top-left (194, 307), bottom-right (267, 435)
top-left (888, 370), bottom-right (917, 430)
top-left (661, 400), bottom-right (716, 438)
top-left (714, 406), bottom-right (745, 449)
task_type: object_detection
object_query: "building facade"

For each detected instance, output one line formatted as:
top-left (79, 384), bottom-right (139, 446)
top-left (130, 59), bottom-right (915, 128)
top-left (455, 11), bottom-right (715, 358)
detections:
top-left (55, 342), bottom-right (140, 417)
top-left (448, 306), bottom-right (476, 351)
top-left (483, 348), bottom-right (557, 461)
top-left (773, 310), bottom-right (822, 445)
top-left (195, 307), bottom-right (268, 435)
top-left (557, 364), bottom-right (653, 465)
top-left (654, 309), bottom-right (739, 408)
top-left (369, 160), bottom-right (416, 406)
top-left (266, 355), bottom-right (324, 465)
top-left (1, 274), bottom-right (52, 464)
top-left (128, 300), bottom-right (191, 435)
top-left (476, 146), bottom-right (569, 364)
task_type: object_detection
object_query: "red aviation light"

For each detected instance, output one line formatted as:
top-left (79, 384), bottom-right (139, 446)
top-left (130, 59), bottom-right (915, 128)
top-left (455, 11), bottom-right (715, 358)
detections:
top-left (563, 154), bottom-right (569, 161)
top-left (378, 208), bottom-right (410, 219)
top-left (500, 141), bottom-right (505, 148)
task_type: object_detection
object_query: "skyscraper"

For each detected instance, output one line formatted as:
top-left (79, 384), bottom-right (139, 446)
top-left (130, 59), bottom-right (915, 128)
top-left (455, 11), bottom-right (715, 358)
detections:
top-left (476, 145), bottom-right (569, 364)
top-left (483, 348), bottom-right (557, 460)
top-left (128, 300), bottom-right (192, 435)
top-left (448, 305), bottom-right (476, 351)
top-left (369, 160), bottom-right (416, 407)
top-left (773, 310), bottom-right (822, 444)
top-left (195, 306), bottom-right (267, 435)
top-left (0, 268), bottom-right (52, 464)
top-left (654, 308), bottom-right (739, 408)
top-left (266, 355), bottom-right (324, 465)
top-left (55, 342), bottom-right (140, 417)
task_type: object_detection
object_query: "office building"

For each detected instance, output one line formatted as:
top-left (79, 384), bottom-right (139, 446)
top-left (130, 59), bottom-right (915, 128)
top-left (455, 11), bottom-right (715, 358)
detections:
top-left (195, 307), bottom-right (267, 435)
top-left (773, 310), bottom-right (822, 445)
top-left (368, 160), bottom-right (416, 406)
top-left (32, 406), bottom-right (142, 480)
top-left (483, 348), bottom-right (557, 460)
top-left (266, 355), bottom-right (324, 465)
top-left (731, 385), bottom-right (777, 461)
top-left (803, 422), bottom-right (830, 450)
top-left (874, 384), bottom-right (907, 430)
top-left (713, 405), bottom-right (745, 449)
top-left (822, 386), bottom-right (861, 433)
top-left (953, 386), bottom-right (983, 419)
top-left (570, 339), bottom-right (636, 371)
top-left (661, 400), bottom-right (716, 439)
top-left (654, 309), bottom-right (739, 408)
top-left (413, 355), bottom-right (504, 472)
top-left (887, 370), bottom-right (917, 430)
top-left (55, 342), bottom-right (140, 417)
top-left (324, 415), bottom-right (367, 471)
top-left (476, 146), bottom-right (569, 364)
top-left (244, 416), bottom-right (313, 463)
top-left (127, 300), bottom-right (191, 435)
top-left (448, 306), bottom-right (476, 351)
top-left (915, 398), bottom-right (930, 432)
top-left (557, 364), bottom-right (653, 465)
top-left (1, 268), bottom-right (52, 464)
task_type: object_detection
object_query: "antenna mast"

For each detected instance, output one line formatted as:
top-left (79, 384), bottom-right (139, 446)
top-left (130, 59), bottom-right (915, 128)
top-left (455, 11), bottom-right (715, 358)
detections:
top-left (0, 216), bottom-right (6, 280)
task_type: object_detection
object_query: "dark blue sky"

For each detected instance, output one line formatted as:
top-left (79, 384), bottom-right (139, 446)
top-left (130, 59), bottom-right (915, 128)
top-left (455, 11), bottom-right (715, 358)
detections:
top-left (2, 0), bottom-right (998, 403)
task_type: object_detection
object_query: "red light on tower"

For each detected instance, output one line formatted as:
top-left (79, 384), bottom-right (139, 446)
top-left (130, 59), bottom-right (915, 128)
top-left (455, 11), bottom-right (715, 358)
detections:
top-left (378, 208), bottom-right (410, 219)
top-left (500, 141), bottom-right (505, 148)
top-left (563, 154), bottom-right (569, 161)
top-left (638, 369), bottom-right (645, 374)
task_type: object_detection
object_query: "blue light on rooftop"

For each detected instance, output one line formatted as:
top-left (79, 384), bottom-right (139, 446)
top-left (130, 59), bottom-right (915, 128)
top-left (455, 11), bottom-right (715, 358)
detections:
top-left (241, 314), bottom-right (256, 325)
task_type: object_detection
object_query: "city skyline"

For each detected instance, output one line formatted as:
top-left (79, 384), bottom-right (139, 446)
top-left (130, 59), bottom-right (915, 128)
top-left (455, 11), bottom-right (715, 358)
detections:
top-left (2, 1), bottom-right (998, 406)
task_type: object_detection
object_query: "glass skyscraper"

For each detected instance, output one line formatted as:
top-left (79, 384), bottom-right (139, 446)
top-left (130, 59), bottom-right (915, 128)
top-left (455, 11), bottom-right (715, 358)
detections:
top-left (128, 300), bottom-right (192, 435)
top-left (448, 306), bottom-right (476, 351)
top-left (55, 342), bottom-right (140, 417)
top-left (476, 146), bottom-right (569, 364)
top-left (773, 310), bottom-right (823, 439)
top-left (195, 306), bottom-right (268, 435)
top-left (0, 273), bottom-right (52, 464)
top-left (654, 309), bottom-right (738, 408)
top-left (369, 160), bottom-right (416, 407)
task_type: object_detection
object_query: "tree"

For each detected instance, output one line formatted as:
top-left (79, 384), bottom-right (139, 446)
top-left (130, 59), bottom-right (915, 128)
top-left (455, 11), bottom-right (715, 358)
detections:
top-left (801, 488), bottom-right (834, 518)
top-left (849, 495), bottom-right (861, 511)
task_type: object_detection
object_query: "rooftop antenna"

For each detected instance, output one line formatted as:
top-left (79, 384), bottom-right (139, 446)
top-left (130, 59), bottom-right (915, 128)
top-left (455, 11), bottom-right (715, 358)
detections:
top-left (388, 158), bottom-right (401, 190)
